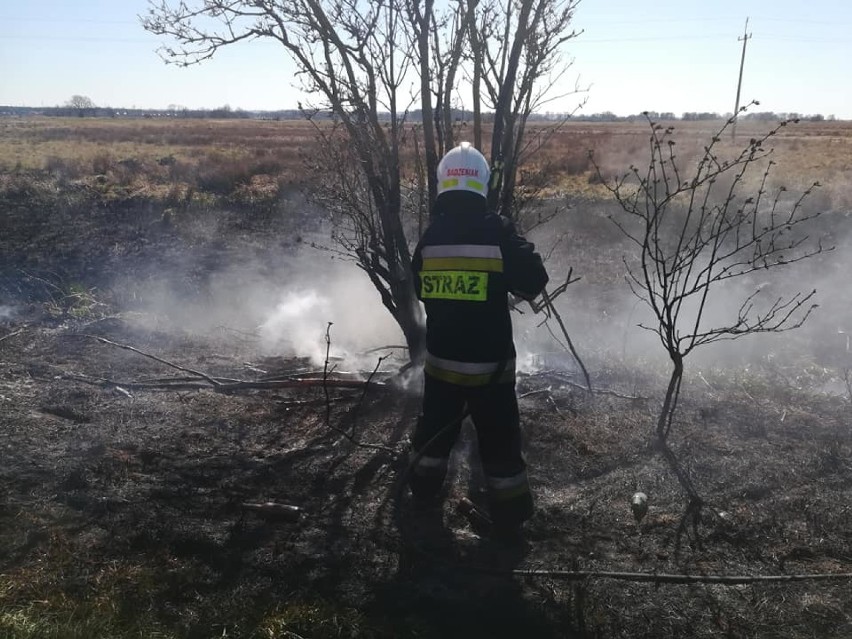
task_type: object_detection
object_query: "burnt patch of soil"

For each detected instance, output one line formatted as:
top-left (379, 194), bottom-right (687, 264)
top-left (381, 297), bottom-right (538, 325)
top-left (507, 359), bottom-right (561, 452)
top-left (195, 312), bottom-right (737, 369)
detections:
top-left (2, 191), bottom-right (852, 637)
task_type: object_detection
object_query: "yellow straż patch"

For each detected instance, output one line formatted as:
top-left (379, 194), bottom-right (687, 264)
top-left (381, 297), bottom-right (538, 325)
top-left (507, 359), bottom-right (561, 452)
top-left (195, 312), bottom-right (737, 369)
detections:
top-left (420, 270), bottom-right (488, 301)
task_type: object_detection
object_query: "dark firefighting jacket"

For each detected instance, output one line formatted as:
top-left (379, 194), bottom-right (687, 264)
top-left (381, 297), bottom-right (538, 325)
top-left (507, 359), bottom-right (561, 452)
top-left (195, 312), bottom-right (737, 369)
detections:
top-left (411, 193), bottom-right (549, 385)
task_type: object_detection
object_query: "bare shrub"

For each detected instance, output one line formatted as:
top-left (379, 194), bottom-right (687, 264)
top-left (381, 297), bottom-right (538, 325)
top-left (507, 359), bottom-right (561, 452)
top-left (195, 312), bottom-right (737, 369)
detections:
top-left (594, 107), bottom-right (831, 529)
top-left (90, 152), bottom-right (113, 176)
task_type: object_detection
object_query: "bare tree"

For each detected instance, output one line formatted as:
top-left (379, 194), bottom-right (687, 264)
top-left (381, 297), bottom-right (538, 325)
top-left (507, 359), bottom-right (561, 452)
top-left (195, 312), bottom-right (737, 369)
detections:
top-left (470, 0), bottom-right (584, 218)
top-left (65, 95), bottom-right (96, 116)
top-left (594, 107), bottom-right (830, 520)
top-left (141, 0), bottom-right (584, 360)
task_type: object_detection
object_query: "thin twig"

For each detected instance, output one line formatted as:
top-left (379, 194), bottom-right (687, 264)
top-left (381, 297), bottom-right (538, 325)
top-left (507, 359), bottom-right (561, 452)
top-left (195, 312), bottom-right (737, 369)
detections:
top-left (347, 355), bottom-right (388, 440)
top-left (546, 393), bottom-right (563, 416)
top-left (362, 345), bottom-right (408, 354)
top-left (323, 322), bottom-right (334, 427)
top-left (61, 371), bottom-right (381, 393)
top-left (507, 568), bottom-right (852, 585)
top-left (321, 322), bottom-right (395, 454)
top-left (277, 395), bottom-right (358, 408)
top-left (52, 337), bottom-right (383, 392)
top-left (531, 372), bottom-right (647, 401)
top-left (697, 371), bottom-right (715, 390)
top-left (518, 388), bottom-right (550, 399)
top-left (539, 289), bottom-right (592, 392)
top-left (78, 334), bottom-right (223, 387)
top-left (0, 328), bottom-right (25, 344)
top-left (560, 378), bottom-right (647, 401)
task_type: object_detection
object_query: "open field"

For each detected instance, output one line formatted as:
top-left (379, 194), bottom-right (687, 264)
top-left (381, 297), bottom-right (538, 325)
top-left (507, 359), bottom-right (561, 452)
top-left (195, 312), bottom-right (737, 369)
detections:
top-left (1, 116), bottom-right (852, 637)
top-left (2, 116), bottom-right (851, 206)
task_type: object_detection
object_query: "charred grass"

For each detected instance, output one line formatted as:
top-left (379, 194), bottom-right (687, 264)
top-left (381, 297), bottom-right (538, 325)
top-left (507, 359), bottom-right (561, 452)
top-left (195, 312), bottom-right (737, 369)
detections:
top-left (2, 310), bottom-right (851, 638)
top-left (2, 116), bottom-right (852, 637)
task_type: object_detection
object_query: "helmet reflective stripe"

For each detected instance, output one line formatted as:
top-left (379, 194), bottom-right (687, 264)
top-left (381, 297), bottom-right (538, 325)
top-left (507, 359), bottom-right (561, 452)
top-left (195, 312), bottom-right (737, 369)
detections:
top-left (441, 178), bottom-right (486, 193)
top-left (437, 142), bottom-right (490, 198)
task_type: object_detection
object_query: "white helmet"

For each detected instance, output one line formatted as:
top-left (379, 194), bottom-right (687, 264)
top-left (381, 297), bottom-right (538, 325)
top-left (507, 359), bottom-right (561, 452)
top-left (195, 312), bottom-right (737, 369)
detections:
top-left (437, 142), bottom-right (490, 198)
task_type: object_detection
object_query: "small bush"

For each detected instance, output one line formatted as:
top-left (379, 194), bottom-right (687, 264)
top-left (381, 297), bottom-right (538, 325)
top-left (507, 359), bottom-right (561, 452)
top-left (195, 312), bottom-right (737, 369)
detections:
top-left (91, 151), bottom-right (113, 175)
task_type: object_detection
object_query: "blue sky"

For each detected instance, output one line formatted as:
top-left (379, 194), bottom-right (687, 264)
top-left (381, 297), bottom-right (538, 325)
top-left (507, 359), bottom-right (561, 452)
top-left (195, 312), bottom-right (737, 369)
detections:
top-left (1, 0), bottom-right (850, 118)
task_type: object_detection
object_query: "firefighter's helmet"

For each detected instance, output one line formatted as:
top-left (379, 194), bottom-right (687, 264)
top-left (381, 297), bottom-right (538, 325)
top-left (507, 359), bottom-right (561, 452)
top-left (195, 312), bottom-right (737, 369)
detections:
top-left (437, 142), bottom-right (490, 198)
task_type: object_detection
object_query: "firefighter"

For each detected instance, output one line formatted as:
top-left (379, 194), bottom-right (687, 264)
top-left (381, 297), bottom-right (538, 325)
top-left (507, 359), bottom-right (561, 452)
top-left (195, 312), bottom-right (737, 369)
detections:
top-left (409, 141), bottom-right (549, 535)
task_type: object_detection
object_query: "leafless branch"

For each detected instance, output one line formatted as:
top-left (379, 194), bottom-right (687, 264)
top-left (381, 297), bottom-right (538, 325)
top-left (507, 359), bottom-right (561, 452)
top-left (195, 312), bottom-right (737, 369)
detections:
top-left (80, 334), bottom-right (224, 387)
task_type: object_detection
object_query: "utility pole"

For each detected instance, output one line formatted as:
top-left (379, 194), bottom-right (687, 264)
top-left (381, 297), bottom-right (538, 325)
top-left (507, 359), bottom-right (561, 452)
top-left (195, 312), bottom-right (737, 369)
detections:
top-left (732, 17), bottom-right (752, 140)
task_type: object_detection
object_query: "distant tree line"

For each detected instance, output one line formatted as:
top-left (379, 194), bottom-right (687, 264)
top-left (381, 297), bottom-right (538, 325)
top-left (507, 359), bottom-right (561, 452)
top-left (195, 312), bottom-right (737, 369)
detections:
top-left (0, 104), bottom-right (840, 123)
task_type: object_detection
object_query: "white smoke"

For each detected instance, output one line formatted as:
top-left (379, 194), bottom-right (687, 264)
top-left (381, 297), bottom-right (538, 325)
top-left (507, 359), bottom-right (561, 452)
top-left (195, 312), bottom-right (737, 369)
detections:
top-left (256, 263), bottom-right (406, 366)
top-left (127, 244), bottom-right (405, 369)
top-left (258, 289), bottom-right (334, 364)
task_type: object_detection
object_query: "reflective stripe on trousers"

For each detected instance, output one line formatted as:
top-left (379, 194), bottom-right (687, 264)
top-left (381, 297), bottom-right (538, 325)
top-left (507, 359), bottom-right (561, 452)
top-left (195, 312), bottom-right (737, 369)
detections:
top-left (409, 450), bottom-right (449, 477)
top-left (486, 469), bottom-right (531, 502)
top-left (424, 351), bottom-right (515, 386)
top-left (486, 469), bottom-right (534, 525)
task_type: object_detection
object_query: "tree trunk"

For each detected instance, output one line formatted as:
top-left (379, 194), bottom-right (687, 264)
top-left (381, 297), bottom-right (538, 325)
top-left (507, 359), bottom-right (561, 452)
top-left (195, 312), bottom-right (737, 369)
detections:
top-left (656, 353), bottom-right (683, 445)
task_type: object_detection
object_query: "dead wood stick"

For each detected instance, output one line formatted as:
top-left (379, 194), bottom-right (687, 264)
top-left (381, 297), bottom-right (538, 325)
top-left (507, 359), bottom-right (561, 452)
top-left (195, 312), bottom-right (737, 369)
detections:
top-left (0, 328), bottom-right (25, 344)
top-left (277, 395), bottom-right (357, 408)
top-left (61, 372), bottom-right (211, 392)
top-left (558, 378), bottom-right (647, 402)
top-left (361, 344), bottom-right (408, 354)
top-left (518, 388), bottom-right (551, 399)
top-left (524, 373), bottom-right (647, 402)
top-left (539, 289), bottom-right (592, 393)
top-left (241, 501), bottom-right (302, 522)
top-left (507, 568), bottom-right (852, 585)
top-left (547, 393), bottom-right (564, 416)
top-left (79, 334), bottom-right (224, 386)
top-left (219, 379), bottom-right (385, 391)
top-left (62, 372), bottom-right (381, 393)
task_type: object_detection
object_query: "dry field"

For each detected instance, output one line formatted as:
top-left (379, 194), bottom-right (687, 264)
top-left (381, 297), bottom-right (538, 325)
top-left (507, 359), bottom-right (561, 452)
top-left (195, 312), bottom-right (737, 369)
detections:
top-left (1, 116), bottom-right (852, 638)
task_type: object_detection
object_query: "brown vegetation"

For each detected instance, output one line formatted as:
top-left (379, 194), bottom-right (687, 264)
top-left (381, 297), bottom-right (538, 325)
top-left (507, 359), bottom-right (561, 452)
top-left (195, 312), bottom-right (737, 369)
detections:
top-left (6, 116), bottom-right (851, 211)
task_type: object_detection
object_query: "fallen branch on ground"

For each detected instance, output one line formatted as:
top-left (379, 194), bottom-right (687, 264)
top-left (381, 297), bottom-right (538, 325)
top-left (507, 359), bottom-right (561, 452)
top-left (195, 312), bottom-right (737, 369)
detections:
top-left (507, 568), bottom-right (852, 585)
top-left (523, 371), bottom-right (647, 402)
top-left (59, 370), bottom-right (381, 393)
top-left (241, 501), bottom-right (302, 522)
top-left (0, 328), bottom-right (26, 344)
top-left (66, 334), bottom-right (385, 393)
top-left (81, 334), bottom-right (224, 386)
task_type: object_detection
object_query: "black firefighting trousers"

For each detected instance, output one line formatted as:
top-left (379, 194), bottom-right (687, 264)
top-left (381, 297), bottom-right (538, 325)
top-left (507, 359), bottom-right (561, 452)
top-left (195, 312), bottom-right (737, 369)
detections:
top-left (409, 374), bottom-right (533, 527)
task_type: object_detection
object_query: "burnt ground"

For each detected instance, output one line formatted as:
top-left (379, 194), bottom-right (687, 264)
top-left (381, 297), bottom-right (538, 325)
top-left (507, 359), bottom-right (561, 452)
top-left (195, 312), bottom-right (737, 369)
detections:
top-left (1, 189), bottom-right (852, 638)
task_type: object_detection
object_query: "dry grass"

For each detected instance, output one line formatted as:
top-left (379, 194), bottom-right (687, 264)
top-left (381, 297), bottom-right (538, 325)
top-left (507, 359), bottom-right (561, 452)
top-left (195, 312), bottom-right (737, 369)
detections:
top-left (3, 116), bottom-right (850, 207)
top-left (0, 118), bottom-right (320, 203)
top-left (523, 119), bottom-right (852, 207)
